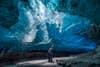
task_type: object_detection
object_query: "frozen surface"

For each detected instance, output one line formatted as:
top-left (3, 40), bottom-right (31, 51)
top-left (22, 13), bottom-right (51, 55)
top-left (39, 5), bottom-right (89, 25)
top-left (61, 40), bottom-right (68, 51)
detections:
top-left (0, 0), bottom-right (96, 54)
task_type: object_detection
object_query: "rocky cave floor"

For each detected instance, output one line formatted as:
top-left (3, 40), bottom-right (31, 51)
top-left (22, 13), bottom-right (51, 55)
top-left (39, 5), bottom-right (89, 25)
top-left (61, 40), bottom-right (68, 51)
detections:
top-left (0, 45), bottom-right (100, 67)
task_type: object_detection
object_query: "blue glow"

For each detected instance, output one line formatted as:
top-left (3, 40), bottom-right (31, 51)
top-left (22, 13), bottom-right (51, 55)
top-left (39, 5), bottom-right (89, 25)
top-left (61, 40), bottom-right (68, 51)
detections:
top-left (0, 0), bottom-right (96, 53)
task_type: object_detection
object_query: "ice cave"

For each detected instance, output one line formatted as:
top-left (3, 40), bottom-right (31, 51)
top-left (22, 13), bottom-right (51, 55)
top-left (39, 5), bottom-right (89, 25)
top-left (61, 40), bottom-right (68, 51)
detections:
top-left (0, 0), bottom-right (98, 54)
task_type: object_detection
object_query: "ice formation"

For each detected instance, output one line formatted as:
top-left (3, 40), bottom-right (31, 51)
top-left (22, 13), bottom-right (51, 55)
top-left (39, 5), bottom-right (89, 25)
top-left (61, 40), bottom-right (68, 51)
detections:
top-left (0, 0), bottom-right (96, 53)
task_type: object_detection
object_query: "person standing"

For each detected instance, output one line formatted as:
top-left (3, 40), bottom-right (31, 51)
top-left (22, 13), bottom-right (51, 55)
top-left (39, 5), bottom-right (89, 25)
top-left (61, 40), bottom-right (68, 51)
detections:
top-left (48, 45), bottom-right (54, 62)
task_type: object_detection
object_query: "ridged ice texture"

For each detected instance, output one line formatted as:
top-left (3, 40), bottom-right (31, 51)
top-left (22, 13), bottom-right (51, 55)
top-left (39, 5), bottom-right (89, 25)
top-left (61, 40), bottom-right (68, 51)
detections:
top-left (0, 0), bottom-right (96, 53)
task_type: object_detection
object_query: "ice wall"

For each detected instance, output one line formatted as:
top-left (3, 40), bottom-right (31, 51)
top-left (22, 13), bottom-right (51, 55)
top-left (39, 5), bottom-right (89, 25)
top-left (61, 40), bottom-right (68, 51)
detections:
top-left (0, 0), bottom-right (97, 53)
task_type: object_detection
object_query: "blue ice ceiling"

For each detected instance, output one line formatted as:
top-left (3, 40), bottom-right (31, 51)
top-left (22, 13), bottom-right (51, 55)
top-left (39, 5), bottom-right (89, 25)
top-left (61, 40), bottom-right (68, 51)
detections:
top-left (0, 0), bottom-right (97, 53)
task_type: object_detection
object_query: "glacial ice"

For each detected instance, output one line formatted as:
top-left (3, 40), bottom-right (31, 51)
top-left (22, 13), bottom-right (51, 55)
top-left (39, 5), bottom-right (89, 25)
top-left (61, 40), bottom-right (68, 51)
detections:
top-left (0, 0), bottom-right (96, 53)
